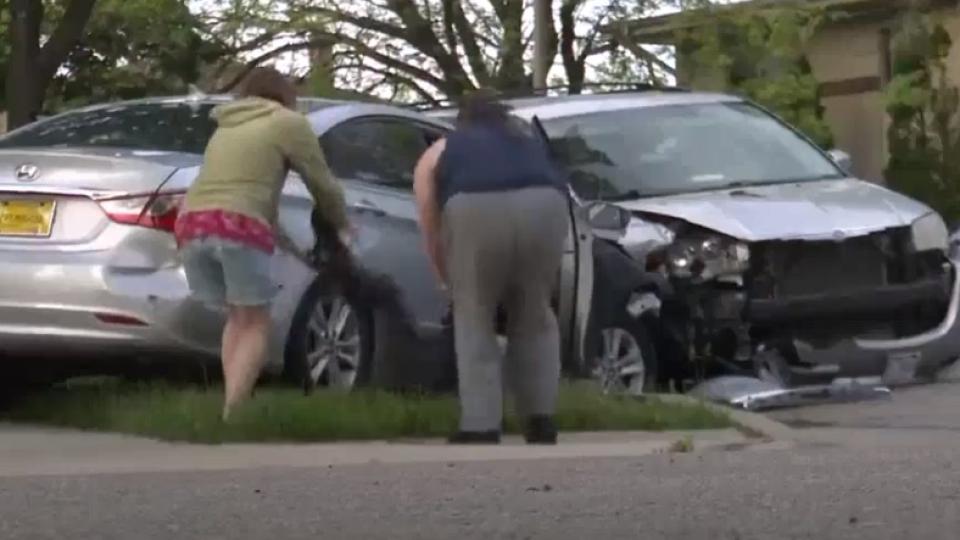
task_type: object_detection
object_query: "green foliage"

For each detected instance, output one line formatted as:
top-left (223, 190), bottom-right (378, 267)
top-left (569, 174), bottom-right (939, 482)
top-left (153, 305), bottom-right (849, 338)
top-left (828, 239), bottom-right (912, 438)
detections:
top-left (884, 10), bottom-right (960, 221)
top-left (0, 0), bottom-right (12, 110)
top-left (675, 2), bottom-right (834, 148)
top-left (44, 0), bottom-right (229, 111)
top-left (0, 0), bottom-right (228, 114)
top-left (1, 380), bottom-right (731, 443)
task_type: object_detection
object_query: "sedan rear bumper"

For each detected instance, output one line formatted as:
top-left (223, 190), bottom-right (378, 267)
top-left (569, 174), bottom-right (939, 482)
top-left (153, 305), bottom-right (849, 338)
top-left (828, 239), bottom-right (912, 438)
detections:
top-left (0, 253), bottom-right (222, 363)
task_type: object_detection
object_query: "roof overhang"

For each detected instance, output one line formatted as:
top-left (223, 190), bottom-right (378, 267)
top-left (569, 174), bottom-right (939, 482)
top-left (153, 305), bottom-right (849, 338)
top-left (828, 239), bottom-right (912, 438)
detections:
top-left (608, 0), bottom-right (952, 46)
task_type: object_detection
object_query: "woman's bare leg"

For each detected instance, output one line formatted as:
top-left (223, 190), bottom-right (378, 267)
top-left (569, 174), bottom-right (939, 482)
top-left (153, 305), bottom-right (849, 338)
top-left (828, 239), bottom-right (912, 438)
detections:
top-left (221, 309), bottom-right (241, 381)
top-left (222, 305), bottom-right (271, 420)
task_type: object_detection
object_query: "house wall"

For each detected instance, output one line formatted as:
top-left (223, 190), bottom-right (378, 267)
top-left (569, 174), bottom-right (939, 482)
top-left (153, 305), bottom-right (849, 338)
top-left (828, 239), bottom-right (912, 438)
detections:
top-left (943, 14), bottom-right (960, 90)
top-left (675, 8), bottom-right (960, 185)
top-left (804, 19), bottom-right (888, 183)
top-left (806, 8), bottom-right (960, 184)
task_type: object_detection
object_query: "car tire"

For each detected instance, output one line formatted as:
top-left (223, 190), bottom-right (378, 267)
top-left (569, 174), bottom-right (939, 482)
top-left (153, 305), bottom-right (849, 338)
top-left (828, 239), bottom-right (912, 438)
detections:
top-left (588, 314), bottom-right (659, 395)
top-left (284, 279), bottom-right (375, 393)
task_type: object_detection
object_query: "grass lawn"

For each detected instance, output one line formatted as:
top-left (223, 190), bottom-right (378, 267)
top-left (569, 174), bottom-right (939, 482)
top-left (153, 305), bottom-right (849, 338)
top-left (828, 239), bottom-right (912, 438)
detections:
top-left (0, 378), bottom-right (731, 444)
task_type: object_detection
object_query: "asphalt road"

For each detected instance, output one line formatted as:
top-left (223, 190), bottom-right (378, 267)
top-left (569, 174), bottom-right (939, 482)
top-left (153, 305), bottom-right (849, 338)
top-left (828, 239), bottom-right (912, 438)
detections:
top-left (3, 383), bottom-right (960, 540)
top-left (1, 438), bottom-right (959, 540)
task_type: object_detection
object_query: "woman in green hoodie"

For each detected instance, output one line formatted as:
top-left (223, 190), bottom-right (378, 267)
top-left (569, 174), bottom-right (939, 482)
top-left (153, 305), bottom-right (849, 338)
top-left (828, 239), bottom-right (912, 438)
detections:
top-left (175, 67), bottom-right (350, 420)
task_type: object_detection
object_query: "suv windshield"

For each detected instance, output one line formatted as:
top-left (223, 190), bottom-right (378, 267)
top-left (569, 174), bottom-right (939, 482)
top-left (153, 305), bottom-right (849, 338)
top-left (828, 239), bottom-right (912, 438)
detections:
top-left (540, 101), bottom-right (843, 200)
top-left (0, 99), bottom-right (337, 154)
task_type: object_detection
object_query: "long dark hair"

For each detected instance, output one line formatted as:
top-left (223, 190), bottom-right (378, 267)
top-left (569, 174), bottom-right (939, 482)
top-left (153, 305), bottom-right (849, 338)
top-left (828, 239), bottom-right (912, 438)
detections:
top-left (456, 90), bottom-right (513, 128)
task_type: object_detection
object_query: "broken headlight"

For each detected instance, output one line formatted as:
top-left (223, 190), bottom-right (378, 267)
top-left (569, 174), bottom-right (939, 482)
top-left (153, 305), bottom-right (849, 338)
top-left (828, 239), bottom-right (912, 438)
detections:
top-left (667, 234), bottom-right (750, 280)
top-left (911, 212), bottom-right (948, 252)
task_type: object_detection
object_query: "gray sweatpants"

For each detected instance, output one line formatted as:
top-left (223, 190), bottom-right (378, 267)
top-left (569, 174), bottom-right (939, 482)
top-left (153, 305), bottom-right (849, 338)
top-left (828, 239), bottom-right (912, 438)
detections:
top-left (442, 186), bottom-right (569, 432)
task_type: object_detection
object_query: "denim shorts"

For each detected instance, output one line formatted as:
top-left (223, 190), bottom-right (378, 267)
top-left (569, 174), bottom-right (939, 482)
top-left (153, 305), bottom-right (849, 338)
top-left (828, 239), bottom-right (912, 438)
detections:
top-left (180, 237), bottom-right (277, 307)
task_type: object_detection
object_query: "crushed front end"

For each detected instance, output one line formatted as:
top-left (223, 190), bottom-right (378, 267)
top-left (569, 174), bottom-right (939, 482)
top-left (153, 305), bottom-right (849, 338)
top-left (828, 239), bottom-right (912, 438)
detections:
top-left (626, 213), bottom-right (960, 390)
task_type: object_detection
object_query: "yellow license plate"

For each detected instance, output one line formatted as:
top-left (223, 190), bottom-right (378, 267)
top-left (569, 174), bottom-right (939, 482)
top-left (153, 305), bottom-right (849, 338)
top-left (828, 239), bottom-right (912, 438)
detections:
top-left (0, 199), bottom-right (57, 237)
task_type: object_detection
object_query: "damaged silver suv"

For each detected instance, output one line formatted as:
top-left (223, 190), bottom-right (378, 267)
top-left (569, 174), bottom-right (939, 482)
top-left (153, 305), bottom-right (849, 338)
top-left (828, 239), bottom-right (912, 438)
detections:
top-left (484, 88), bottom-right (960, 391)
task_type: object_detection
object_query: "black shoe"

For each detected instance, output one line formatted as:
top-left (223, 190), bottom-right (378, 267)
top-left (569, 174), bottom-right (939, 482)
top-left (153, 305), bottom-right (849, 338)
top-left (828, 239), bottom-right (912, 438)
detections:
top-left (524, 416), bottom-right (558, 445)
top-left (447, 430), bottom-right (501, 445)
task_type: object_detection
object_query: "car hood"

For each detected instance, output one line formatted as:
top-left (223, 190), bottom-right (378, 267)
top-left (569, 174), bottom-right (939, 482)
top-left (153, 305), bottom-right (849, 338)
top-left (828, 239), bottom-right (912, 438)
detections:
top-left (617, 179), bottom-right (934, 242)
top-left (0, 147), bottom-right (202, 195)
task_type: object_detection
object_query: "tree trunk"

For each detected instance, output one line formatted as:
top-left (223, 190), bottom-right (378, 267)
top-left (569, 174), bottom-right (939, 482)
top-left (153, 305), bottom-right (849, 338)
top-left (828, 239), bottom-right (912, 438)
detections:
top-left (6, 0), bottom-right (43, 129)
top-left (308, 36), bottom-right (336, 97)
top-left (532, 0), bottom-right (554, 91)
top-left (495, 0), bottom-right (527, 92)
top-left (6, 0), bottom-right (97, 130)
top-left (559, 0), bottom-right (584, 94)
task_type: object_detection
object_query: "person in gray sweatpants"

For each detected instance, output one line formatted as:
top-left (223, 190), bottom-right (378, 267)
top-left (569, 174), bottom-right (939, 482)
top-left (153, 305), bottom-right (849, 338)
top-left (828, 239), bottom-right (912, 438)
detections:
top-left (413, 92), bottom-right (569, 445)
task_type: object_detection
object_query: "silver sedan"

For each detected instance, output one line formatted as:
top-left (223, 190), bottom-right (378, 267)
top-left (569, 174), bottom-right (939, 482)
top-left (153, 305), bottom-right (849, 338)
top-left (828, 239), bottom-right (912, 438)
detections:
top-left (0, 95), bottom-right (602, 390)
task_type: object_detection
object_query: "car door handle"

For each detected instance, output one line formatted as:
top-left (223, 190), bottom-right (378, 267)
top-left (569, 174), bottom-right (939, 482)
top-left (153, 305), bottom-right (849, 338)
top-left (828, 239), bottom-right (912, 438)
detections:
top-left (351, 199), bottom-right (386, 217)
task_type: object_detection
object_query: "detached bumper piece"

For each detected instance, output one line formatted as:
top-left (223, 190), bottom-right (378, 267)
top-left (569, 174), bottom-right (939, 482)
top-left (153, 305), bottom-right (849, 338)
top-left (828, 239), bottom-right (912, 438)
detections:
top-left (689, 376), bottom-right (892, 412)
top-left (746, 276), bottom-right (949, 323)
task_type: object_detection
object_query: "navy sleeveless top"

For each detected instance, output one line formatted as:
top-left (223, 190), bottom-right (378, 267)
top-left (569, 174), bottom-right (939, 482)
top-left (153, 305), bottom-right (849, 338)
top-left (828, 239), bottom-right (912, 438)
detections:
top-left (436, 123), bottom-right (566, 208)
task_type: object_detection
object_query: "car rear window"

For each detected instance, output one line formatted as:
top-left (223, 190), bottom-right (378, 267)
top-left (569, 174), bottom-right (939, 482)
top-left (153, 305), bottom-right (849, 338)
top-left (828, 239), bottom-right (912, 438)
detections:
top-left (0, 102), bottom-right (219, 154)
top-left (0, 99), bottom-right (338, 154)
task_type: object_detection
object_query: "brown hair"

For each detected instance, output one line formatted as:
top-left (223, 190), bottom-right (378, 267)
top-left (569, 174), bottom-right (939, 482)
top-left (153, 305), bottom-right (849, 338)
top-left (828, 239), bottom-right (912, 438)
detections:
top-left (238, 67), bottom-right (298, 109)
top-left (456, 89), bottom-right (512, 127)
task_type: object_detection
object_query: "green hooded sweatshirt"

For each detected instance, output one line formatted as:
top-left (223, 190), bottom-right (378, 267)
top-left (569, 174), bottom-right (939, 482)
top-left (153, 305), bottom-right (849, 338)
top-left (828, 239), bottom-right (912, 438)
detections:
top-left (183, 97), bottom-right (347, 231)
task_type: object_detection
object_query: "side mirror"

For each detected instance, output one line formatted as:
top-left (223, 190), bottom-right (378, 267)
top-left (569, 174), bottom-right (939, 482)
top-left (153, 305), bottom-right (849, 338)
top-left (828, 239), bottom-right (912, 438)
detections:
top-left (827, 149), bottom-right (853, 174)
top-left (585, 202), bottom-right (631, 233)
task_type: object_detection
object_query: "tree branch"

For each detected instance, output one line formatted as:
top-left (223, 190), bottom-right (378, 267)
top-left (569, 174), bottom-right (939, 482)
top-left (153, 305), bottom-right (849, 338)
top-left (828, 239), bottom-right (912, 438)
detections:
top-left (215, 31), bottom-right (452, 96)
top-left (360, 74), bottom-right (391, 94)
top-left (559, 0), bottom-right (584, 92)
top-left (452, 0), bottom-right (493, 86)
top-left (465, 1), bottom-right (502, 49)
top-left (336, 62), bottom-right (438, 103)
top-left (216, 37), bottom-right (331, 93)
top-left (492, 0), bottom-right (526, 89)
top-left (298, 0), bottom-right (473, 95)
top-left (441, 0), bottom-right (458, 53)
top-left (386, 0), bottom-right (473, 94)
top-left (37, 0), bottom-right (97, 82)
top-left (294, 5), bottom-right (411, 43)
top-left (611, 24), bottom-right (677, 77)
top-left (577, 8), bottom-right (613, 64)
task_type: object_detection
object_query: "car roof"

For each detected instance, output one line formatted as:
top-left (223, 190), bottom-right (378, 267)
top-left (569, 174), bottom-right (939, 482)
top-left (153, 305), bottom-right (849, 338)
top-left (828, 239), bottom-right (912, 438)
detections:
top-left (426, 90), bottom-right (743, 121)
top-left (18, 93), bottom-right (453, 136)
top-left (56, 93), bottom-right (342, 113)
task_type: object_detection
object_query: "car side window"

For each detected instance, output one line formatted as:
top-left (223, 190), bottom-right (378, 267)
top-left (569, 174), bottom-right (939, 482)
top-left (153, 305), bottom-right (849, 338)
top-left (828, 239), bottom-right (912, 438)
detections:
top-left (321, 117), bottom-right (429, 190)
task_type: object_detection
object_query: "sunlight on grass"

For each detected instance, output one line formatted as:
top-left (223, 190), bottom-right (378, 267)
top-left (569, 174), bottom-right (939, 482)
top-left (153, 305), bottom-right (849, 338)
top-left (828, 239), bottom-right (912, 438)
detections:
top-left (0, 379), bottom-right (731, 443)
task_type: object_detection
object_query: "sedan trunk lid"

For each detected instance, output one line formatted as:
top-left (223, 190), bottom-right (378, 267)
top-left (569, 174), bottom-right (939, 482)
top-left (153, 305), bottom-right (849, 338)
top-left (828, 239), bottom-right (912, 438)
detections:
top-left (0, 147), bottom-right (201, 196)
top-left (0, 147), bottom-right (200, 247)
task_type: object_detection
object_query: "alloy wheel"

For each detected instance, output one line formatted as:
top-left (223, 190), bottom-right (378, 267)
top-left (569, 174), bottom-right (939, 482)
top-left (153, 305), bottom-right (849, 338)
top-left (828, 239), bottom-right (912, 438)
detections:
top-left (305, 296), bottom-right (362, 389)
top-left (594, 327), bottom-right (647, 395)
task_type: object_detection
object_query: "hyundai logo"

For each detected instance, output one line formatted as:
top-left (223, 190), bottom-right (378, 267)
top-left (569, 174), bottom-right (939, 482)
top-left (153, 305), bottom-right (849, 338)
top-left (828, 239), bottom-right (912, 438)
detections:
top-left (15, 164), bottom-right (39, 182)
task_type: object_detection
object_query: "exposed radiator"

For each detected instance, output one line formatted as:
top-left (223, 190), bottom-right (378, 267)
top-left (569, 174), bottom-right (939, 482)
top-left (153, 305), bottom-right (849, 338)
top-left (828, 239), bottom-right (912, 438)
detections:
top-left (756, 234), bottom-right (890, 297)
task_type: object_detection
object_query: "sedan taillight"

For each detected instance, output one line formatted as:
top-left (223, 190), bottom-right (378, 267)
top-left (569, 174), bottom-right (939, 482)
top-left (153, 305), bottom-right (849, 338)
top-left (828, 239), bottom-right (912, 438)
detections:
top-left (98, 192), bottom-right (184, 233)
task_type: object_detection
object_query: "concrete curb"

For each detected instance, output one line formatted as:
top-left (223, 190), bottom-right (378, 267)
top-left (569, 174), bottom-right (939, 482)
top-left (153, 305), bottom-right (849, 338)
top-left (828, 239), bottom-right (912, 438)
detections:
top-left (654, 393), bottom-right (796, 442)
top-left (0, 425), bottom-right (745, 477)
